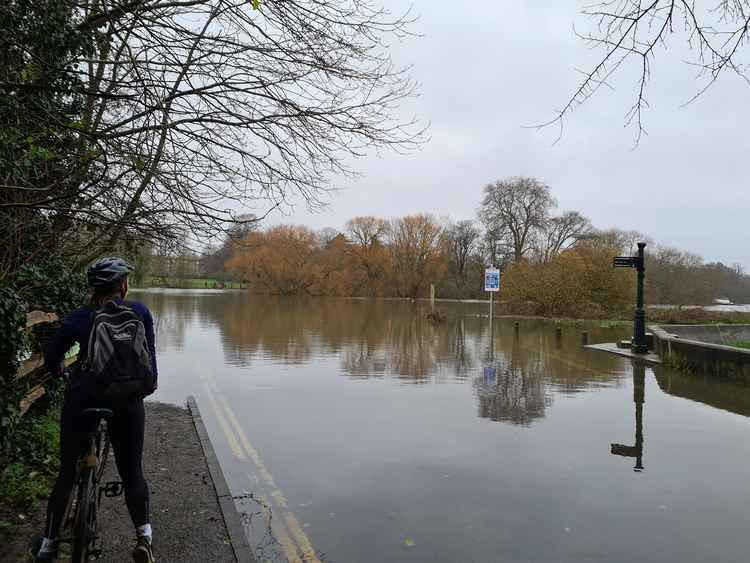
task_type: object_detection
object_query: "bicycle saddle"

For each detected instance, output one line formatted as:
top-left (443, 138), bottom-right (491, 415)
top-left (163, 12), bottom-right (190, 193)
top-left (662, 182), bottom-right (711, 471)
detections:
top-left (79, 408), bottom-right (114, 420)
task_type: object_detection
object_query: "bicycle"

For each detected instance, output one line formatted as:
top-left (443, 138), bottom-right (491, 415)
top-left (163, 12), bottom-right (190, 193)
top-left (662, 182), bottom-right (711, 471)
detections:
top-left (57, 407), bottom-right (124, 562)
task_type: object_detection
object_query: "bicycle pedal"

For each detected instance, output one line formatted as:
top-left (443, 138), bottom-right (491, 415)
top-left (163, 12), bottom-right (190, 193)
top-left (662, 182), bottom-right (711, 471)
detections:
top-left (102, 481), bottom-right (124, 497)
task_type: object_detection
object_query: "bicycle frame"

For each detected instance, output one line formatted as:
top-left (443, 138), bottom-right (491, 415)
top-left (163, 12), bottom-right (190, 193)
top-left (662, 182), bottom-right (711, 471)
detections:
top-left (58, 410), bottom-right (121, 563)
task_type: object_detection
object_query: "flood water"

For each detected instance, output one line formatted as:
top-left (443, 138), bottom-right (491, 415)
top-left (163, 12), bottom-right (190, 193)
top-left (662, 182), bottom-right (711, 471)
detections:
top-left (135, 290), bottom-right (750, 563)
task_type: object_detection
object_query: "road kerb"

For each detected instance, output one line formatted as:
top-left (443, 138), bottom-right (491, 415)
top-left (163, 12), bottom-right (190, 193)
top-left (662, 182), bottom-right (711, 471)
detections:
top-left (187, 395), bottom-right (256, 563)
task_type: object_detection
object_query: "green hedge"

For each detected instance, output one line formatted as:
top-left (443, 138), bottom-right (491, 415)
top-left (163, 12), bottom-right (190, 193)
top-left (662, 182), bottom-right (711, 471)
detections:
top-left (0, 396), bottom-right (62, 510)
top-left (0, 286), bottom-right (28, 454)
top-left (0, 257), bottom-right (86, 457)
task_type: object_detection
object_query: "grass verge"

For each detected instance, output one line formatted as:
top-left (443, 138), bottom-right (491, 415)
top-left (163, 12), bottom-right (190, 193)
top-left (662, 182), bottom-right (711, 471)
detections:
top-left (138, 276), bottom-right (246, 289)
top-left (646, 307), bottom-right (750, 325)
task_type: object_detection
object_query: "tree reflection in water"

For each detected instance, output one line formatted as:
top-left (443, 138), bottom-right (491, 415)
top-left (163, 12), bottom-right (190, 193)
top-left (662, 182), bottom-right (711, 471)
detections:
top-left (146, 290), bottom-right (207, 351)
top-left (140, 292), bottom-right (632, 416)
top-left (341, 311), bottom-right (480, 381)
top-left (190, 295), bottom-right (484, 380)
top-left (473, 339), bottom-right (552, 426)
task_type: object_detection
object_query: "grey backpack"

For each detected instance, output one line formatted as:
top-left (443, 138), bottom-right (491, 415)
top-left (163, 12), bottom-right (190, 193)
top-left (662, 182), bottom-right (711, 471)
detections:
top-left (83, 301), bottom-right (155, 400)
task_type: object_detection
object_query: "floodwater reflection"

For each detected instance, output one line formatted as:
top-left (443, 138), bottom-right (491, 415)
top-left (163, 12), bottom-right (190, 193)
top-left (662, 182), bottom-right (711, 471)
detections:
top-left (611, 363), bottom-right (645, 471)
top-left (654, 365), bottom-right (750, 417)
top-left (473, 339), bottom-right (551, 425)
top-left (134, 291), bottom-right (750, 563)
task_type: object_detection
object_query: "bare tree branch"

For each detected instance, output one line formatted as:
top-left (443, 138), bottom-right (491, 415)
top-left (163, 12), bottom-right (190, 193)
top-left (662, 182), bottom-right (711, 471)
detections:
top-left (543, 1), bottom-right (750, 141)
top-left (2, 0), bottom-right (424, 273)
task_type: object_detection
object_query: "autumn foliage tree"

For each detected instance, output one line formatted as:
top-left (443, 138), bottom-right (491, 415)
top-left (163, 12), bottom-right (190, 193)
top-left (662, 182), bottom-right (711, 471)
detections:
top-left (219, 183), bottom-right (750, 308)
top-left (387, 214), bottom-right (445, 298)
top-left (318, 233), bottom-right (354, 296)
top-left (345, 216), bottom-right (390, 296)
top-left (501, 240), bottom-right (635, 318)
top-left (227, 226), bottom-right (324, 295)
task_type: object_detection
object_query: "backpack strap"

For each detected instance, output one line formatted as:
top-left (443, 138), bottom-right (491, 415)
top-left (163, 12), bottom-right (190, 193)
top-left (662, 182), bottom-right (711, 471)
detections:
top-left (121, 300), bottom-right (145, 322)
top-left (82, 305), bottom-right (98, 370)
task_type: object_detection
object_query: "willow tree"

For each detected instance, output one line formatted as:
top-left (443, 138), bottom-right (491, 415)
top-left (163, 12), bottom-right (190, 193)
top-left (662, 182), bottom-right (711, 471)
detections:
top-left (226, 225), bottom-right (323, 294)
top-left (345, 216), bottom-right (390, 295)
top-left (1, 0), bottom-right (422, 271)
top-left (387, 214), bottom-right (444, 298)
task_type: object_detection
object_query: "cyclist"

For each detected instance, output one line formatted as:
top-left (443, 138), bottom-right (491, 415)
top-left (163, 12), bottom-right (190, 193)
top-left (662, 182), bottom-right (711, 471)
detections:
top-left (34, 257), bottom-right (157, 563)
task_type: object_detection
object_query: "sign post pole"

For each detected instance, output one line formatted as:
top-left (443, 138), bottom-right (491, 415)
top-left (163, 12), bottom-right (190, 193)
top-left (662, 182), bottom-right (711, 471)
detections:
top-left (489, 291), bottom-right (493, 334)
top-left (484, 266), bottom-right (500, 359)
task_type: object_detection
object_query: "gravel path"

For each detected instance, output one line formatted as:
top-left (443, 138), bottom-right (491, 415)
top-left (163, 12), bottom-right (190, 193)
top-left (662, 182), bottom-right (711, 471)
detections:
top-left (2, 401), bottom-right (247, 563)
top-left (93, 401), bottom-right (238, 562)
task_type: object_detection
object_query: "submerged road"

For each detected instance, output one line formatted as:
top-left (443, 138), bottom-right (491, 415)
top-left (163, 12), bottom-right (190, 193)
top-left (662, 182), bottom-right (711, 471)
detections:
top-left (136, 291), bottom-right (750, 563)
top-left (200, 375), bottom-right (320, 563)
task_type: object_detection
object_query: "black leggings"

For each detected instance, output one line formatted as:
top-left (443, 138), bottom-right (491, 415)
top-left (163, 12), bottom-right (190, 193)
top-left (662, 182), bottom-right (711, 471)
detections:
top-left (44, 387), bottom-right (150, 538)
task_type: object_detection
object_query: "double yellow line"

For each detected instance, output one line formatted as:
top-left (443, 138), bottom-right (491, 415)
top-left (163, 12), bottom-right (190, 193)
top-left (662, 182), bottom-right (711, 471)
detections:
top-left (201, 378), bottom-right (321, 563)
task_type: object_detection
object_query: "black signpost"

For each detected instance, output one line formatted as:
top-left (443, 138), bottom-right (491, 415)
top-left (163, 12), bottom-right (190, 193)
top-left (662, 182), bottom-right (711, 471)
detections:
top-left (613, 242), bottom-right (648, 354)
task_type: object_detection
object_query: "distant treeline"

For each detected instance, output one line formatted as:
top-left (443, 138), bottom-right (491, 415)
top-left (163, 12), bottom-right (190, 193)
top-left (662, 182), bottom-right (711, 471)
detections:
top-left (147, 177), bottom-right (750, 317)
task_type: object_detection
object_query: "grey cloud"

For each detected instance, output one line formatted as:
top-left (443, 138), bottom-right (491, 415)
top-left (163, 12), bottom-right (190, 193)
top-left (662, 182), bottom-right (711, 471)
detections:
top-left (271, 0), bottom-right (750, 269)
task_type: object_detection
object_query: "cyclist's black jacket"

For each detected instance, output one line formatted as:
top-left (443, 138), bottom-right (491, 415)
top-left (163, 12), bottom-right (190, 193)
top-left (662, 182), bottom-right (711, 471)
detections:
top-left (44, 298), bottom-right (158, 384)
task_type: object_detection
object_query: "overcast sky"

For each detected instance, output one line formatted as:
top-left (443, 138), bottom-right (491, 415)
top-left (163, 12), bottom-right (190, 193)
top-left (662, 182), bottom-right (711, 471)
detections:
top-left (264, 0), bottom-right (749, 269)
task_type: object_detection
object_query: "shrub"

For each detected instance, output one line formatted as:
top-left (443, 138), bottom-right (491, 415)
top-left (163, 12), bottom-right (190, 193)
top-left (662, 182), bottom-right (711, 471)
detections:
top-left (501, 245), bottom-right (635, 319)
top-left (0, 286), bottom-right (28, 454)
top-left (0, 257), bottom-right (85, 460)
top-left (0, 463), bottom-right (51, 511)
top-left (0, 400), bottom-right (61, 511)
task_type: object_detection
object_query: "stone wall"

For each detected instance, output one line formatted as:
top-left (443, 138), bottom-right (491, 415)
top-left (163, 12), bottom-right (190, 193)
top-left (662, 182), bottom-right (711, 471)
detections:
top-left (651, 324), bottom-right (750, 383)
top-left (654, 324), bottom-right (750, 345)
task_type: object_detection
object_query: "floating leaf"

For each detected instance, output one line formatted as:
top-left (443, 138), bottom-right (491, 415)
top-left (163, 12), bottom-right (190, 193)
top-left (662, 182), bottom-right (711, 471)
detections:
top-left (251, 0), bottom-right (260, 9)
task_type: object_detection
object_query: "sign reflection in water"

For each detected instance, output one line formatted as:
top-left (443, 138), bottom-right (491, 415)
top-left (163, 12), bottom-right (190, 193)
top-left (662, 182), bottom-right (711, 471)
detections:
top-left (611, 363), bottom-right (646, 471)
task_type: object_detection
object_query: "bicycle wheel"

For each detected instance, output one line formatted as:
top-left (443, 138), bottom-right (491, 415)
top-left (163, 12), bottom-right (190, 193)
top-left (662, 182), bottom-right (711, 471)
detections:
top-left (71, 466), bottom-right (96, 563)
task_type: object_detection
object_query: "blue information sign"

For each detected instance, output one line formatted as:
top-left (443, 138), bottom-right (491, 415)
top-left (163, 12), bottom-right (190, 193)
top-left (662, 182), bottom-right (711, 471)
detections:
top-left (484, 268), bottom-right (500, 292)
